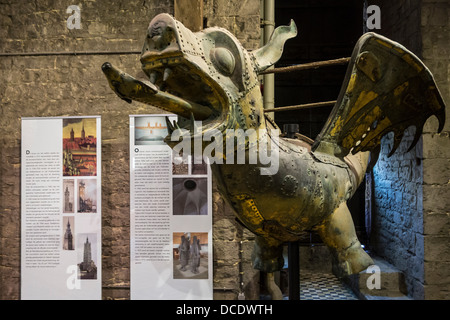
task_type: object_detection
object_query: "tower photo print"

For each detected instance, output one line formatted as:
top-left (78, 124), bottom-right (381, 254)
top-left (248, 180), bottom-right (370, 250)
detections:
top-left (63, 118), bottom-right (97, 177)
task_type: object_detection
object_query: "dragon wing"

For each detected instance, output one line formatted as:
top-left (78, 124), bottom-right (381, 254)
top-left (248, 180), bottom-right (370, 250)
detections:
top-left (312, 32), bottom-right (446, 165)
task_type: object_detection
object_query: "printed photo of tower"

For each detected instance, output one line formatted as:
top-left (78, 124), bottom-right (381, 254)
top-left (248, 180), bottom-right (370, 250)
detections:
top-left (63, 179), bottom-right (75, 213)
top-left (77, 233), bottom-right (97, 280)
top-left (63, 118), bottom-right (97, 176)
top-left (77, 179), bottom-right (97, 213)
top-left (62, 216), bottom-right (75, 250)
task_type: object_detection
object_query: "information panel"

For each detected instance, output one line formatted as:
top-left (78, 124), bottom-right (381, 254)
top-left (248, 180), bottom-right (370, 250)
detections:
top-left (21, 116), bottom-right (102, 300)
top-left (130, 114), bottom-right (213, 300)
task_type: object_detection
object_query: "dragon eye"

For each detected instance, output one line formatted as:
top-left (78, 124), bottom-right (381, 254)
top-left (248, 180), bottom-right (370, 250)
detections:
top-left (210, 47), bottom-right (235, 76)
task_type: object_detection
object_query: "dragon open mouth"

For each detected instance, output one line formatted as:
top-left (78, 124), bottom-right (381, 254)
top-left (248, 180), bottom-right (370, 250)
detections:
top-left (102, 56), bottom-right (227, 135)
top-left (141, 51), bottom-right (228, 125)
top-left (102, 14), bottom-right (229, 138)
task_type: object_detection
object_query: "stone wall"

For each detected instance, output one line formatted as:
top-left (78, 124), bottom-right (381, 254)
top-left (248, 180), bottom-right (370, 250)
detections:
top-left (0, 0), bottom-right (261, 300)
top-left (369, 0), bottom-right (424, 299)
top-left (420, 0), bottom-right (450, 300)
top-left (370, 0), bottom-right (450, 299)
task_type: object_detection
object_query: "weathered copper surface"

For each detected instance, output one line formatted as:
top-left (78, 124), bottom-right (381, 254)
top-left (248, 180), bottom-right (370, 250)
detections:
top-left (102, 14), bottom-right (446, 277)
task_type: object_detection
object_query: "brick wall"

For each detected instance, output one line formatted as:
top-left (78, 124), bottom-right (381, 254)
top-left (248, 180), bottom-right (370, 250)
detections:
top-left (370, 0), bottom-right (450, 299)
top-left (0, 0), bottom-right (261, 300)
top-left (420, 0), bottom-right (450, 300)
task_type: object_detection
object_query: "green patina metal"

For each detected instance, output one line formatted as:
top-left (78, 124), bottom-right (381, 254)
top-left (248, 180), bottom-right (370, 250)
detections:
top-left (102, 13), bottom-right (446, 277)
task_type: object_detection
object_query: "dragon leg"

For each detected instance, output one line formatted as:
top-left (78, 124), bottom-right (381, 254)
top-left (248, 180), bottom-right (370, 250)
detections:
top-left (315, 202), bottom-right (374, 278)
top-left (251, 236), bottom-right (284, 300)
top-left (251, 235), bottom-right (284, 273)
top-left (265, 272), bottom-right (283, 300)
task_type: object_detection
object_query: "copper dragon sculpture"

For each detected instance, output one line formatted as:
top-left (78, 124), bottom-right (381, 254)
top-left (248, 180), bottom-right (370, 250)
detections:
top-left (102, 13), bottom-right (446, 278)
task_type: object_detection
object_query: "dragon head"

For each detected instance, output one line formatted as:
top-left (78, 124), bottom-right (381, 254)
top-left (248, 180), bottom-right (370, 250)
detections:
top-left (102, 13), bottom-right (297, 151)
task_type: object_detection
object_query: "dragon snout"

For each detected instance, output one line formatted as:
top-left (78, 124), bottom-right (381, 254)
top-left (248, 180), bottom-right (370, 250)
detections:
top-left (101, 62), bottom-right (112, 72)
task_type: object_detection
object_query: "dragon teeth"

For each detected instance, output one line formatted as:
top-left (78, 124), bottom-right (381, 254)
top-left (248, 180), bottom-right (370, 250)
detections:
top-left (190, 113), bottom-right (200, 135)
top-left (163, 68), bottom-right (172, 81)
top-left (173, 119), bottom-right (181, 130)
top-left (150, 72), bottom-right (157, 84)
top-left (166, 117), bottom-right (175, 133)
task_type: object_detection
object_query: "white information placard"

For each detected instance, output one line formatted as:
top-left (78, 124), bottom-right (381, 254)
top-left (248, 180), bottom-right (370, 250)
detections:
top-left (130, 114), bottom-right (213, 300)
top-left (21, 116), bottom-right (102, 300)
